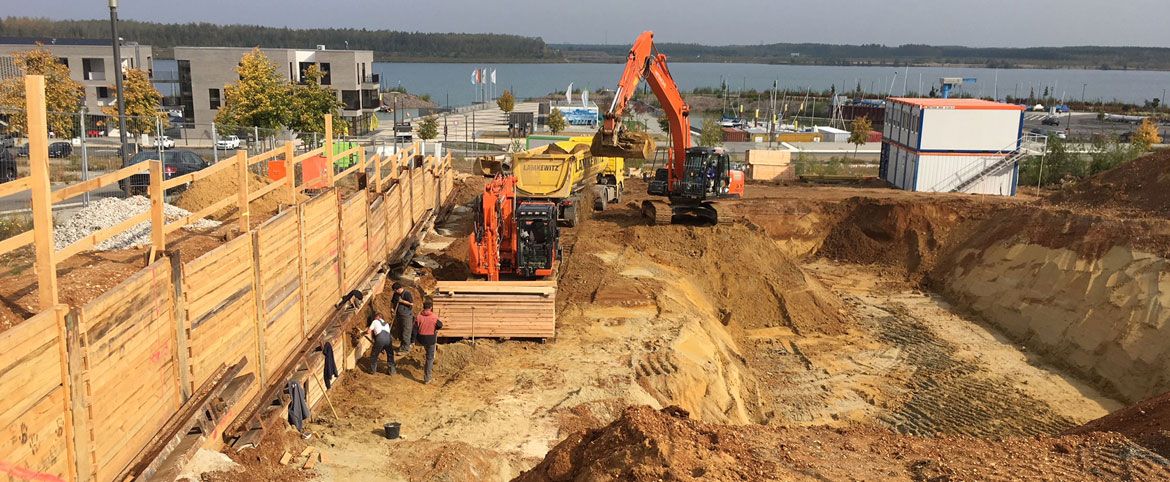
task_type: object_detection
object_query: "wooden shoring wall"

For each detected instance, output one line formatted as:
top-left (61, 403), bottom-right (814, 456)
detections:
top-left (339, 190), bottom-right (370, 292)
top-left (368, 195), bottom-right (389, 265)
top-left (0, 306), bottom-right (71, 481)
top-left (300, 191), bottom-right (341, 328)
top-left (75, 260), bottom-right (180, 482)
top-left (183, 235), bottom-right (259, 394)
top-left (253, 209), bottom-right (305, 380)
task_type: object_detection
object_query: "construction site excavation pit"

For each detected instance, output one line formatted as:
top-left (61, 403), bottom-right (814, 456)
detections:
top-left (229, 175), bottom-right (1170, 481)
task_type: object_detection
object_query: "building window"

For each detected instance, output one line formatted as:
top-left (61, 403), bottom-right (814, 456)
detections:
top-left (96, 87), bottom-right (111, 99)
top-left (209, 88), bottom-right (221, 110)
top-left (320, 62), bottom-right (331, 85)
top-left (58, 57), bottom-right (69, 67)
top-left (82, 58), bottom-right (105, 81)
top-left (341, 90), bottom-right (360, 110)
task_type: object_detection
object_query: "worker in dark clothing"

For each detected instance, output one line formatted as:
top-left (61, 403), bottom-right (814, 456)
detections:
top-left (368, 313), bottom-right (395, 375)
top-left (391, 282), bottom-right (415, 353)
top-left (414, 299), bottom-right (444, 384)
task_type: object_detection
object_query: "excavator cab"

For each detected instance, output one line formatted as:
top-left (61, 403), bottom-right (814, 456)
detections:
top-left (515, 201), bottom-right (560, 278)
top-left (676, 147), bottom-right (732, 201)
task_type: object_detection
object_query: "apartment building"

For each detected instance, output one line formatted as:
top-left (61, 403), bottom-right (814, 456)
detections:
top-left (0, 37), bottom-right (153, 115)
top-left (173, 46), bottom-right (380, 135)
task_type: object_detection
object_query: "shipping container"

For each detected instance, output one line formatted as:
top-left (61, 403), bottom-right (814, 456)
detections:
top-left (884, 98), bottom-right (1025, 153)
top-left (722, 127), bottom-right (749, 142)
top-left (814, 126), bottom-right (850, 142)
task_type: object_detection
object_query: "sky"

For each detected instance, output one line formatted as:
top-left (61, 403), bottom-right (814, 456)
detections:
top-left (7, 0), bottom-right (1170, 48)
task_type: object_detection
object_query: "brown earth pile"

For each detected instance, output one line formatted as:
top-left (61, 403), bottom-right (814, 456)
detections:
top-left (517, 405), bottom-right (1170, 482)
top-left (174, 168), bottom-right (304, 222)
top-left (817, 197), bottom-right (978, 278)
top-left (562, 222), bottom-right (849, 336)
top-left (1069, 390), bottom-right (1170, 458)
top-left (1052, 150), bottom-right (1170, 218)
top-left (201, 427), bottom-right (313, 482)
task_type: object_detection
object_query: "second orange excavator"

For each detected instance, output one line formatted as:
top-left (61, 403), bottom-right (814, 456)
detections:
top-left (467, 175), bottom-right (561, 281)
top-left (592, 31), bottom-right (745, 224)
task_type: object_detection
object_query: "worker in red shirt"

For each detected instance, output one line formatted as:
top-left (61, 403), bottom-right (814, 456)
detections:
top-left (414, 298), bottom-right (443, 384)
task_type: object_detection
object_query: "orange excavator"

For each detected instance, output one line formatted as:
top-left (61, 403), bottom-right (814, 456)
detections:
top-left (467, 175), bottom-right (561, 281)
top-left (592, 31), bottom-right (745, 224)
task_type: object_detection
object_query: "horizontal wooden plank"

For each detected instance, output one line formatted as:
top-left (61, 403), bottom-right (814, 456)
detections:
top-left (0, 229), bottom-right (33, 256)
top-left (51, 162), bottom-right (149, 203)
top-left (162, 155), bottom-right (237, 190)
top-left (248, 178), bottom-right (284, 202)
top-left (247, 145), bottom-right (286, 166)
top-left (164, 196), bottom-right (234, 235)
top-left (58, 210), bottom-right (151, 260)
top-left (0, 175), bottom-right (30, 199)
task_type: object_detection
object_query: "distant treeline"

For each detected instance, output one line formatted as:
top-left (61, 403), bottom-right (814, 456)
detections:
top-left (0, 17), bottom-right (554, 61)
top-left (4, 17), bottom-right (1169, 69)
top-left (555, 43), bottom-right (1170, 70)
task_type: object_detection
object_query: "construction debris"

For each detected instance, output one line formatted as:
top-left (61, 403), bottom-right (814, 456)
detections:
top-left (53, 196), bottom-right (220, 251)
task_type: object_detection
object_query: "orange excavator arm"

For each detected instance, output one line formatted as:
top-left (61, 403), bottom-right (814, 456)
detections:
top-left (593, 31), bottom-right (690, 165)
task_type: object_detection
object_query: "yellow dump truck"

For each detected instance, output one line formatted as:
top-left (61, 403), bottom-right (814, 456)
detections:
top-left (514, 137), bottom-right (624, 226)
top-left (521, 134), bottom-right (627, 221)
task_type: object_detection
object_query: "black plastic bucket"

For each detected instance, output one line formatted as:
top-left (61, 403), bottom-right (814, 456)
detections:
top-left (384, 422), bottom-right (401, 439)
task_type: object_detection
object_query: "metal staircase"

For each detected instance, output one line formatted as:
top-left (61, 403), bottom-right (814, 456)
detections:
top-left (948, 134), bottom-right (1047, 193)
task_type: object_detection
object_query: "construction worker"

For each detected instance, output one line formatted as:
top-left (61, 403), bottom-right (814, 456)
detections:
top-left (391, 282), bottom-right (415, 353)
top-left (367, 313), bottom-right (395, 375)
top-left (414, 298), bottom-right (444, 384)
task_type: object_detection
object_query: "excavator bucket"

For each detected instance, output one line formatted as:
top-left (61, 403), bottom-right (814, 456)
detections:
top-left (473, 155), bottom-right (507, 177)
top-left (590, 129), bottom-right (656, 160)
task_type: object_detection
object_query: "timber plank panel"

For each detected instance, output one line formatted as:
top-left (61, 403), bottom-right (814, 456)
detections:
top-left (368, 196), bottom-right (388, 263)
top-left (0, 308), bottom-right (69, 481)
top-left (340, 191), bottom-right (369, 292)
top-left (78, 259), bottom-right (179, 482)
top-left (432, 281), bottom-right (556, 339)
top-left (183, 235), bottom-right (258, 391)
top-left (301, 191), bottom-right (340, 327)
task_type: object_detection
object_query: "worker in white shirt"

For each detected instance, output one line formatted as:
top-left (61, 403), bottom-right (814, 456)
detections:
top-left (368, 313), bottom-right (396, 375)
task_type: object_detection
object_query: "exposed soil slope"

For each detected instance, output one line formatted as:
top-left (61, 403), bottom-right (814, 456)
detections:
top-left (1052, 150), bottom-right (1170, 218)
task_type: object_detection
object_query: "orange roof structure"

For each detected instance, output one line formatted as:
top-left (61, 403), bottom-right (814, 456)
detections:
top-left (888, 98), bottom-right (1025, 111)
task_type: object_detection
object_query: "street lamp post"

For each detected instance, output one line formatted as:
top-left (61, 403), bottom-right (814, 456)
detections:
top-left (109, 0), bottom-right (128, 164)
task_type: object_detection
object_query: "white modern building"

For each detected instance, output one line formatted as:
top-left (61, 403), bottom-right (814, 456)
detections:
top-left (880, 98), bottom-right (1026, 196)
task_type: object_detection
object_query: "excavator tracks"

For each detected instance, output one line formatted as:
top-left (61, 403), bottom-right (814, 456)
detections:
top-left (641, 200), bottom-right (674, 225)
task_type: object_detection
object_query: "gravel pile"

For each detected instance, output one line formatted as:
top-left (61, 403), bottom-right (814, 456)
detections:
top-left (54, 196), bottom-right (221, 251)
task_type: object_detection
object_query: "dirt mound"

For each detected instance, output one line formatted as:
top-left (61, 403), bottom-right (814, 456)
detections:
top-left (1070, 391), bottom-right (1170, 458)
top-left (201, 427), bottom-right (313, 482)
top-left (817, 197), bottom-right (979, 278)
top-left (518, 405), bottom-right (1170, 482)
top-left (1053, 150), bottom-right (1170, 218)
top-left (174, 168), bottom-right (303, 222)
top-left (608, 224), bottom-right (850, 336)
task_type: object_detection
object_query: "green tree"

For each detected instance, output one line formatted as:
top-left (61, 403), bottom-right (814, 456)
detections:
top-left (547, 108), bottom-right (566, 134)
top-left (699, 116), bottom-right (723, 147)
top-left (848, 116), bottom-right (872, 159)
top-left (287, 64), bottom-right (342, 135)
top-left (1088, 140), bottom-right (1140, 175)
top-left (417, 116), bottom-right (439, 140)
top-left (215, 48), bottom-right (290, 131)
top-left (101, 68), bottom-right (166, 135)
top-left (1132, 118), bottom-right (1162, 149)
top-left (496, 89), bottom-right (515, 113)
top-left (0, 44), bottom-right (84, 137)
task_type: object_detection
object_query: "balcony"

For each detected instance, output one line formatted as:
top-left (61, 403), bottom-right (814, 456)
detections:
top-left (360, 73), bottom-right (380, 88)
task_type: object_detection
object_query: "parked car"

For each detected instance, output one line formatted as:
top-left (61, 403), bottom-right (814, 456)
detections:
top-left (85, 129), bottom-right (103, 138)
top-left (215, 135), bottom-right (241, 150)
top-left (0, 148), bottom-right (17, 183)
top-left (48, 141), bottom-right (72, 158)
top-left (1041, 116), bottom-right (1060, 126)
top-left (157, 136), bottom-right (175, 149)
top-left (119, 150), bottom-right (210, 195)
top-left (16, 142), bottom-right (72, 158)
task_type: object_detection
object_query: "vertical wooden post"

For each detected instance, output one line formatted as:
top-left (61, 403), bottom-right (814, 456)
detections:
top-left (296, 205), bottom-right (309, 339)
top-left (236, 150), bottom-right (250, 232)
top-left (148, 160), bottom-right (166, 260)
top-left (324, 114), bottom-right (335, 187)
top-left (250, 233), bottom-right (267, 386)
top-left (64, 309), bottom-right (93, 481)
top-left (335, 190), bottom-right (345, 297)
top-left (53, 305), bottom-right (77, 482)
top-left (26, 75), bottom-right (58, 310)
top-left (168, 252), bottom-right (191, 400)
top-left (373, 152), bottom-right (383, 193)
top-left (284, 142), bottom-right (297, 206)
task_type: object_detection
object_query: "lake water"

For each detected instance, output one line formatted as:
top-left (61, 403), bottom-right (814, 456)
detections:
top-left (154, 59), bottom-right (1170, 107)
top-left (374, 62), bottom-right (1170, 106)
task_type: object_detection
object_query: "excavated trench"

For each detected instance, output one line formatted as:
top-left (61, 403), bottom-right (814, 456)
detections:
top-left (276, 184), bottom-right (1170, 481)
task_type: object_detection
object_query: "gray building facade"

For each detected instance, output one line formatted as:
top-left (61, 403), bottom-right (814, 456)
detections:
top-left (0, 38), bottom-right (153, 116)
top-left (173, 46), bottom-right (379, 135)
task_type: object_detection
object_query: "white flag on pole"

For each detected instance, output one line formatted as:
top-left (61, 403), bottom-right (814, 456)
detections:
top-left (582, 89), bottom-right (589, 107)
top-left (471, 69), bottom-right (477, 85)
top-left (566, 82), bottom-right (574, 104)
top-left (491, 69), bottom-right (497, 84)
